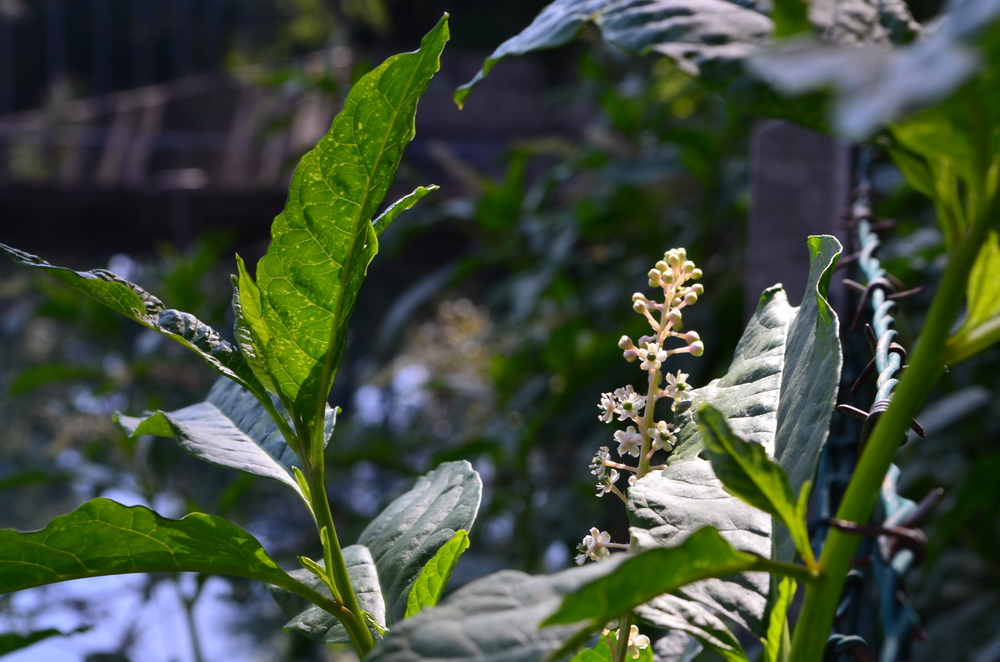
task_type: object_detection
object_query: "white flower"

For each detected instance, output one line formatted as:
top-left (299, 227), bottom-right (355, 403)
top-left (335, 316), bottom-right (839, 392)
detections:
top-left (627, 625), bottom-right (650, 659)
top-left (575, 527), bottom-right (612, 564)
top-left (639, 342), bottom-right (668, 371)
top-left (628, 474), bottom-right (637, 487)
top-left (590, 447), bottom-right (611, 477)
top-left (596, 469), bottom-right (620, 497)
top-left (664, 371), bottom-right (691, 401)
top-left (613, 425), bottom-right (643, 458)
top-left (647, 420), bottom-right (676, 451)
top-left (613, 385), bottom-right (646, 421)
top-left (597, 392), bottom-right (617, 423)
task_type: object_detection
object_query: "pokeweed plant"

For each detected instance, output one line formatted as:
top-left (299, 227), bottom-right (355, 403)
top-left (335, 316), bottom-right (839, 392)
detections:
top-left (0, 15), bottom-right (484, 659)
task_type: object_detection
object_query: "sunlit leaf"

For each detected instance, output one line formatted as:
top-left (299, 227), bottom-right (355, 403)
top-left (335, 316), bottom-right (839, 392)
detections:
top-left (0, 498), bottom-right (302, 595)
top-left (698, 405), bottom-right (816, 567)
top-left (947, 230), bottom-right (1000, 363)
top-left (248, 16), bottom-right (447, 426)
top-left (405, 530), bottom-right (470, 618)
top-left (115, 378), bottom-right (336, 501)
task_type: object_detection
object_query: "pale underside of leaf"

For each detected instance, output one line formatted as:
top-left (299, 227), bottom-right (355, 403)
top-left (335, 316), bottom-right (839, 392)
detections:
top-left (115, 378), bottom-right (337, 500)
top-left (367, 561), bottom-right (619, 662)
top-left (359, 460), bottom-right (482, 624)
top-left (270, 544), bottom-right (386, 644)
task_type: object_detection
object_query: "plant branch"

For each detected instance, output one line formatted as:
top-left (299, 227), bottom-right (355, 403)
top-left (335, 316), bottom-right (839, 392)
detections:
top-left (790, 176), bottom-right (996, 661)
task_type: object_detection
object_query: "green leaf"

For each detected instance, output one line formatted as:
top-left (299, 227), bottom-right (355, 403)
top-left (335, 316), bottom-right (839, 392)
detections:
top-left (698, 405), bottom-right (816, 567)
top-left (0, 627), bottom-right (89, 656)
top-left (771, 0), bottom-right (810, 39)
top-left (374, 185), bottom-right (439, 237)
top-left (545, 529), bottom-right (758, 628)
top-left (405, 529), bottom-right (470, 618)
top-left (0, 244), bottom-right (259, 393)
top-left (627, 236), bottom-right (840, 649)
top-left (115, 378), bottom-right (337, 501)
top-left (947, 230), bottom-right (1000, 363)
top-left (359, 461), bottom-right (482, 624)
top-left (232, 254), bottom-right (278, 396)
top-left (367, 559), bottom-right (620, 662)
top-left (761, 577), bottom-right (796, 662)
top-left (249, 16), bottom-right (448, 425)
top-left (0, 498), bottom-right (303, 595)
top-left (269, 545), bottom-right (386, 644)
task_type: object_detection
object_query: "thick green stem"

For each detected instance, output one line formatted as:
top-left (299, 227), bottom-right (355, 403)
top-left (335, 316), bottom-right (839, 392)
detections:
top-left (789, 197), bottom-right (994, 661)
top-left (305, 461), bottom-right (375, 656)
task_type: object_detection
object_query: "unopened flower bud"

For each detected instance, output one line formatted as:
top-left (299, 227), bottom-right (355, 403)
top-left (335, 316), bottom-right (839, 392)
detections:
top-left (666, 252), bottom-right (681, 268)
top-left (633, 299), bottom-right (647, 314)
top-left (623, 348), bottom-right (639, 362)
top-left (618, 335), bottom-right (635, 350)
top-left (647, 269), bottom-right (662, 287)
top-left (682, 261), bottom-right (696, 274)
top-left (692, 283), bottom-right (705, 296)
top-left (682, 330), bottom-right (700, 342)
top-left (655, 260), bottom-right (668, 272)
top-left (688, 341), bottom-right (704, 357)
top-left (690, 268), bottom-right (703, 280)
top-left (684, 292), bottom-right (698, 305)
top-left (668, 309), bottom-right (683, 327)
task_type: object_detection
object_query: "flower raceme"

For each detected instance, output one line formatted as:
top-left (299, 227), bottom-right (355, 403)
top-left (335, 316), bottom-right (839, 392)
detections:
top-left (576, 248), bottom-right (705, 658)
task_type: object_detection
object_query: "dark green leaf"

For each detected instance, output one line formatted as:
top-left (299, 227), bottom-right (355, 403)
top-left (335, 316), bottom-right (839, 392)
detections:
top-left (698, 405), bottom-right (815, 567)
top-left (269, 545), bottom-right (386, 644)
top-left (359, 461), bottom-right (482, 624)
top-left (114, 378), bottom-right (336, 500)
top-left (0, 244), bottom-right (258, 393)
top-left (250, 16), bottom-right (448, 422)
top-left (405, 530), bottom-right (470, 618)
top-left (771, 0), bottom-right (810, 39)
top-left (367, 560), bottom-right (620, 662)
top-left (0, 498), bottom-right (299, 593)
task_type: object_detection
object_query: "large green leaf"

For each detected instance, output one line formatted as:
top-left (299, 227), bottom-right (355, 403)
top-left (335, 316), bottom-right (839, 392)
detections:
top-left (627, 236), bottom-right (840, 650)
top-left (114, 378), bottom-right (337, 501)
top-left (359, 461), bottom-right (482, 624)
top-left (454, 0), bottom-right (918, 124)
top-left (245, 16), bottom-right (448, 424)
top-left (0, 244), bottom-right (258, 394)
top-left (0, 498), bottom-right (309, 597)
top-left (0, 627), bottom-right (89, 656)
top-left (366, 559), bottom-right (620, 662)
top-left (269, 544), bottom-right (386, 644)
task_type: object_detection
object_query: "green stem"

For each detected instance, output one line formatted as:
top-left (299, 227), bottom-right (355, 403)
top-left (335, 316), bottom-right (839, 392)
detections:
top-left (175, 578), bottom-right (206, 662)
top-left (789, 192), bottom-right (995, 661)
top-left (614, 613), bottom-right (633, 662)
top-left (305, 461), bottom-right (375, 656)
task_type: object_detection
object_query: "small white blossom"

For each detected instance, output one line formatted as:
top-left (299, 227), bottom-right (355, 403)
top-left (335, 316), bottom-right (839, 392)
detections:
top-left (613, 385), bottom-right (646, 421)
top-left (639, 342), bottom-right (668, 371)
top-left (627, 625), bottom-right (650, 659)
top-left (628, 474), bottom-right (637, 487)
top-left (664, 371), bottom-right (691, 401)
top-left (596, 469), bottom-right (620, 497)
top-left (575, 527), bottom-right (611, 564)
top-left (597, 392), bottom-right (617, 423)
top-left (590, 446), bottom-right (611, 477)
top-left (647, 420), bottom-right (676, 451)
top-left (613, 425), bottom-right (643, 458)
